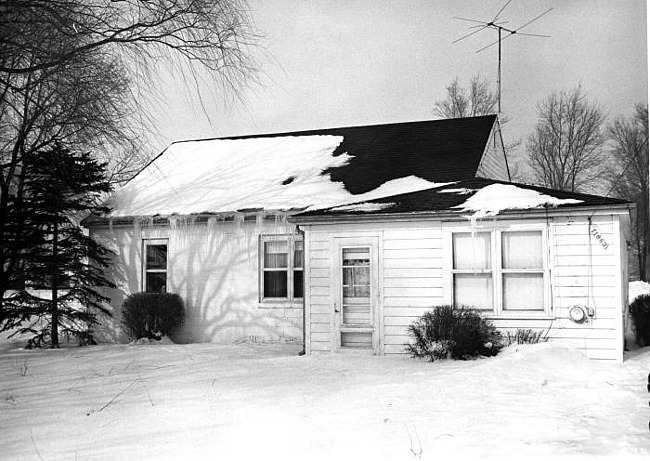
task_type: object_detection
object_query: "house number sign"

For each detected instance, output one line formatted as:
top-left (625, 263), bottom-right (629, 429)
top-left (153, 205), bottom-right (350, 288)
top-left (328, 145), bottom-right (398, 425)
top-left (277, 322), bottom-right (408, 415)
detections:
top-left (590, 226), bottom-right (609, 250)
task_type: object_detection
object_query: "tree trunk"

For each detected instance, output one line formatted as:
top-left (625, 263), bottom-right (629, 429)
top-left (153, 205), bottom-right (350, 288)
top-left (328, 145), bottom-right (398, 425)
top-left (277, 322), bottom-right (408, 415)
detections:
top-left (0, 182), bottom-right (9, 306)
top-left (51, 216), bottom-right (59, 348)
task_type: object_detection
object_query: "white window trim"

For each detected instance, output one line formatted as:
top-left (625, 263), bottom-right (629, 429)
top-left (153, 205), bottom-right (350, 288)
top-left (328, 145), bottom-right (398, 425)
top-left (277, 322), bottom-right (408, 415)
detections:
top-left (142, 238), bottom-right (168, 293)
top-left (447, 224), bottom-right (551, 319)
top-left (259, 234), bottom-right (303, 303)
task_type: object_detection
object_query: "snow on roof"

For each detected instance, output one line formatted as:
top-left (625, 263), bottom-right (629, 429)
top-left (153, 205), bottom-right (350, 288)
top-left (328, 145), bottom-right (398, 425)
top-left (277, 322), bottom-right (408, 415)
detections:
top-left (105, 135), bottom-right (445, 217)
top-left (437, 188), bottom-right (476, 195)
top-left (328, 202), bottom-right (397, 213)
top-left (452, 184), bottom-right (584, 218)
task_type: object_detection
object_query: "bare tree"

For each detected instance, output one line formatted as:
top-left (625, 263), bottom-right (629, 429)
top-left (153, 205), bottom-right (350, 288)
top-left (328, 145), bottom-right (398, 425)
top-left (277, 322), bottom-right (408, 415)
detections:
top-left (608, 104), bottom-right (649, 281)
top-left (433, 75), bottom-right (524, 181)
top-left (1, 0), bottom-right (257, 179)
top-left (0, 0), bottom-right (255, 80)
top-left (527, 86), bottom-right (606, 193)
top-left (433, 75), bottom-right (498, 119)
top-left (0, 0), bottom-right (257, 306)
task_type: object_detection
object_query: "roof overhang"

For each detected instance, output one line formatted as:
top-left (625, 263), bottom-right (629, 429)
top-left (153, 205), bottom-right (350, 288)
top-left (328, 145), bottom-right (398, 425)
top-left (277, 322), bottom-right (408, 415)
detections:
top-left (290, 203), bottom-right (634, 226)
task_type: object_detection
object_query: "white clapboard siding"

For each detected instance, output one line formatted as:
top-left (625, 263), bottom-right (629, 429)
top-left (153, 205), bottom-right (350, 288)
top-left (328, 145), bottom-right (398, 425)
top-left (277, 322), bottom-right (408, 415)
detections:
top-left (303, 213), bottom-right (626, 360)
top-left (476, 126), bottom-right (509, 181)
top-left (91, 218), bottom-right (305, 344)
top-left (384, 268), bottom-right (443, 279)
top-left (305, 231), bottom-right (331, 352)
top-left (553, 275), bottom-right (616, 287)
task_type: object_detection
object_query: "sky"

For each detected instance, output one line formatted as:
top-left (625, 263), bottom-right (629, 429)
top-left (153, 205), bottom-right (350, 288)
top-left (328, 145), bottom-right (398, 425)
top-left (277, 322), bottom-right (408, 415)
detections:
top-left (151, 0), bottom-right (648, 166)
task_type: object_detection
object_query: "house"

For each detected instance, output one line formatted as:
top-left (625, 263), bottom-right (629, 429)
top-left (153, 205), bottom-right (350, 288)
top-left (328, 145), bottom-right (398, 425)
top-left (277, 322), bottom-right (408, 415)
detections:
top-left (85, 115), bottom-right (632, 360)
top-left (292, 179), bottom-right (630, 361)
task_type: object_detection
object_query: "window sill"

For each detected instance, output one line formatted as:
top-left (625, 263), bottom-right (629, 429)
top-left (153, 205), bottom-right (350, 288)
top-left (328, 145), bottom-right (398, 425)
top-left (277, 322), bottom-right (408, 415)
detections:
top-left (258, 300), bottom-right (303, 309)
top-left (485, 314), bottom-right (554, 321)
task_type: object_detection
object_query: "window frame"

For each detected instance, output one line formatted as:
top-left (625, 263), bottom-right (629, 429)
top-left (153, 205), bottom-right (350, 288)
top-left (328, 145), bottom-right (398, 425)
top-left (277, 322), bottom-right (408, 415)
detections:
top-left (142, 239), bottom-right (168, 293)
top-left (451, 232), bottom-right (494, 311)
top-left (259, 234), bottom-right (303, 303)
top-left (448, 225), bottom-right (550, 318)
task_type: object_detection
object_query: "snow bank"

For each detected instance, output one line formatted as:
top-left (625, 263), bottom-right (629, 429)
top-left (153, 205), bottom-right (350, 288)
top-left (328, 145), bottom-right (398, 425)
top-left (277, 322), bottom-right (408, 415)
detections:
top-left (105, 136), bottom-right (444, 217)
top-left (629, 280), bottom-right (650, 303)
top-left (453, 183), bottom-right (583, 218)
top-left (1, 342), bottom-right (649, 460)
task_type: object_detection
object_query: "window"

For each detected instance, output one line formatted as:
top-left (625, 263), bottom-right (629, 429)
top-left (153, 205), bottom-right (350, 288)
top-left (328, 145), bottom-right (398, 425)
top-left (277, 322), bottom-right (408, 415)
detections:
top-left (261, 235), bottom-right (303, 301)
top-left (451, 230), bottom-right (546, 315)
top-left (144, 240), bottom-right (167, 293)
top-left (452, 233), bottom-right (493, 310)
top-left (501, 231), bottom-right (544, 311)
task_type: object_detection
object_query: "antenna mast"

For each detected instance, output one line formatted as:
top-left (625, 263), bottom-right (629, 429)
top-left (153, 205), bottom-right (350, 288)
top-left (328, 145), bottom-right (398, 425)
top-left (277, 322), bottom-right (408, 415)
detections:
top-left (454, 1), bottom-right (553, 113)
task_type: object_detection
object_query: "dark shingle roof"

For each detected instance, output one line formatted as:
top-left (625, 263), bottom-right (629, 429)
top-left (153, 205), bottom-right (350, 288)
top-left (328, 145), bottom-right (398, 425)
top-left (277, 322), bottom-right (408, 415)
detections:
top-left (90, 115), bottom-right (501, 220)
top-left (293, 178), bottom-right (631, 219)
top-left (221, 115), bottom-right (498, 194)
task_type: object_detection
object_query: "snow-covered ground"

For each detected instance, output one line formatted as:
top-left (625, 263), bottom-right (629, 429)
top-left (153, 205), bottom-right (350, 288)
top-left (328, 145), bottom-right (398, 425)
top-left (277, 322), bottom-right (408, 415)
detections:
top-left (1, 340), bottom-right (649, 460)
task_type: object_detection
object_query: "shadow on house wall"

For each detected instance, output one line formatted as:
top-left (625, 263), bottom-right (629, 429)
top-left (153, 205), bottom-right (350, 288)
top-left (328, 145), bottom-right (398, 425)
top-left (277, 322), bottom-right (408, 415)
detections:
top-left (92, 219), bottom-right (302, 344)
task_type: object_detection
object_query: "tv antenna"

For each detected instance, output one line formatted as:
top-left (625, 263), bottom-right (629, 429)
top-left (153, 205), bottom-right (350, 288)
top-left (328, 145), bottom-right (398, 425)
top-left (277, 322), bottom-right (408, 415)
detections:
top-left (454, 0), bottom-right (553, 113)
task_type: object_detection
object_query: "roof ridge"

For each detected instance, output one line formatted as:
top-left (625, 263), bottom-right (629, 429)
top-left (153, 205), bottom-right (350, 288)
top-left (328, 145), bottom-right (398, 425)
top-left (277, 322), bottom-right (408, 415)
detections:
top-left (168, 114), bottom-right (499, 145)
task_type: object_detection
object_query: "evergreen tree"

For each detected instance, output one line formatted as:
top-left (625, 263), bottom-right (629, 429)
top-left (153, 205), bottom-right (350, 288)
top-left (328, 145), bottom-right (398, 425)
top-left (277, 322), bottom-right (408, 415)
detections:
top-left (1, 143), bottom-right (114, 348)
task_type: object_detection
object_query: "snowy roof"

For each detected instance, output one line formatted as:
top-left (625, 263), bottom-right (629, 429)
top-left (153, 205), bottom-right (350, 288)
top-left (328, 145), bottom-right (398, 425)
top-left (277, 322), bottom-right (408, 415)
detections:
top-left (293, 179), bottom-right (630, 220)
top-left (100, 116), bottom-right (498, 218)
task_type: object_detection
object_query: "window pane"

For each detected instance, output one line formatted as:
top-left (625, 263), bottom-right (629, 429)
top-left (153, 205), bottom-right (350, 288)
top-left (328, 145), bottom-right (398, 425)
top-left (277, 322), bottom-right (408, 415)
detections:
top-left (293, 240), bottom-right (303, 268)
top-left (264, 271), bottom-right (287, 297)
top-left (503, 274), bottom-right (544, 310)
top-left (264, 241), bottom-right (288, 268)
top-left (453, 274), bottom-right (493, 310)
top-left (453, 233), bottom-right (491, 270)
top-left (146, 272), bottom-right (167, 293)
top-left (343, 248), bottom-right (370, 266)
top-left (343, 266), bottom-right (370, 298)
top-left (146, 245), bottom-right (167, 270)
top-left (293, 270), bottom-right (304, 298)
top-left (502, 231), bottom-right (543, 269)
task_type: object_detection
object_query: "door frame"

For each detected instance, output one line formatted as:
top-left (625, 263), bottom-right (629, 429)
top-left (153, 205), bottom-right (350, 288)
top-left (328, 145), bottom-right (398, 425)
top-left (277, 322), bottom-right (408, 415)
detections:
top-left (331, 235), bottom-right (381, 353)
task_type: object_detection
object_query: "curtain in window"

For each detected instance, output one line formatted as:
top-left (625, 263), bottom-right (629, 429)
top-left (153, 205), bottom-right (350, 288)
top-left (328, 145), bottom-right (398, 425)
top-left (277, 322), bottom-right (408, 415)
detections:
top-left (502, 232), bottom-right (544, 311)
top-left (264, 240), bottom-right (288, 297)
top-left (145, 244), bottom-right (167, 293)
top-left (503, 274), bottom-right (544, 310)
top-left (502, 231), bottom-right (542, 269)
top-left (453, 233), bottom-right (491, 270)
top-left (453, 233), bottom-right (492, 310)
top-left (454, 273), bottom-right (493, 310)
top-left (293, 240), bottom-right (304, 298)
top-left (146, 245), bottom-right (167, 270)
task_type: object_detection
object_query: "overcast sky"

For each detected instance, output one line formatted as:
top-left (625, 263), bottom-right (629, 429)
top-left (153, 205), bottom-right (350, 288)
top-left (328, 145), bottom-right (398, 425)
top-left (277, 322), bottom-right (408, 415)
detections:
top-left (152, 0), bottom-right (647, 165)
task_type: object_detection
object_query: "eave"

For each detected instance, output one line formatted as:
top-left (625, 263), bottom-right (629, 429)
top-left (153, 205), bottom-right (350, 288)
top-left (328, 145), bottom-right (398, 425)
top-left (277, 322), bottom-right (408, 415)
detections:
top-left (289, 203), bottom-right (634, 226)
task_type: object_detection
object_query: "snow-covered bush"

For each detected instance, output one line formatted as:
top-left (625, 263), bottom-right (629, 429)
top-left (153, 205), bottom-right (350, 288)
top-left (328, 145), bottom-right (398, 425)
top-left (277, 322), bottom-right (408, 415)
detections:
top-left (121, 293), bottom-right (185, 341)
top-left (629, 294), bottom-right (650, 347)
top-left (405, 305), bottom-right (503, 361)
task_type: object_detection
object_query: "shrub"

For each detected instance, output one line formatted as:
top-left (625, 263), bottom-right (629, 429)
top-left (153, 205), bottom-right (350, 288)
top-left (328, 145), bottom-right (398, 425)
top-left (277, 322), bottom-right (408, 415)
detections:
top-left (405, 305), bottom-right (503, 361)
top-left (505, 328), bottom-right (549, 346)
top-left (121, 292), bottom-right (185, 341)
top-left (629, 294), bottom-right (650, 347)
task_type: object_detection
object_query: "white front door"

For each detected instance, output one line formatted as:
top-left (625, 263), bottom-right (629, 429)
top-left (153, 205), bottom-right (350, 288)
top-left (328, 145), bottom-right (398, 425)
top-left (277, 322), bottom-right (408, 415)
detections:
top-left (334, 237), bottom-right (379, 351)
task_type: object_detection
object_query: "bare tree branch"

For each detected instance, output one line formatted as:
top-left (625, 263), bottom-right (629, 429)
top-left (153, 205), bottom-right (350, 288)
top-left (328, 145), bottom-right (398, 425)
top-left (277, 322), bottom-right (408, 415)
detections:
top-left (607, 104), bottom-right (649, 280)
top-left (527, 86), bottom-right (606, 193)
